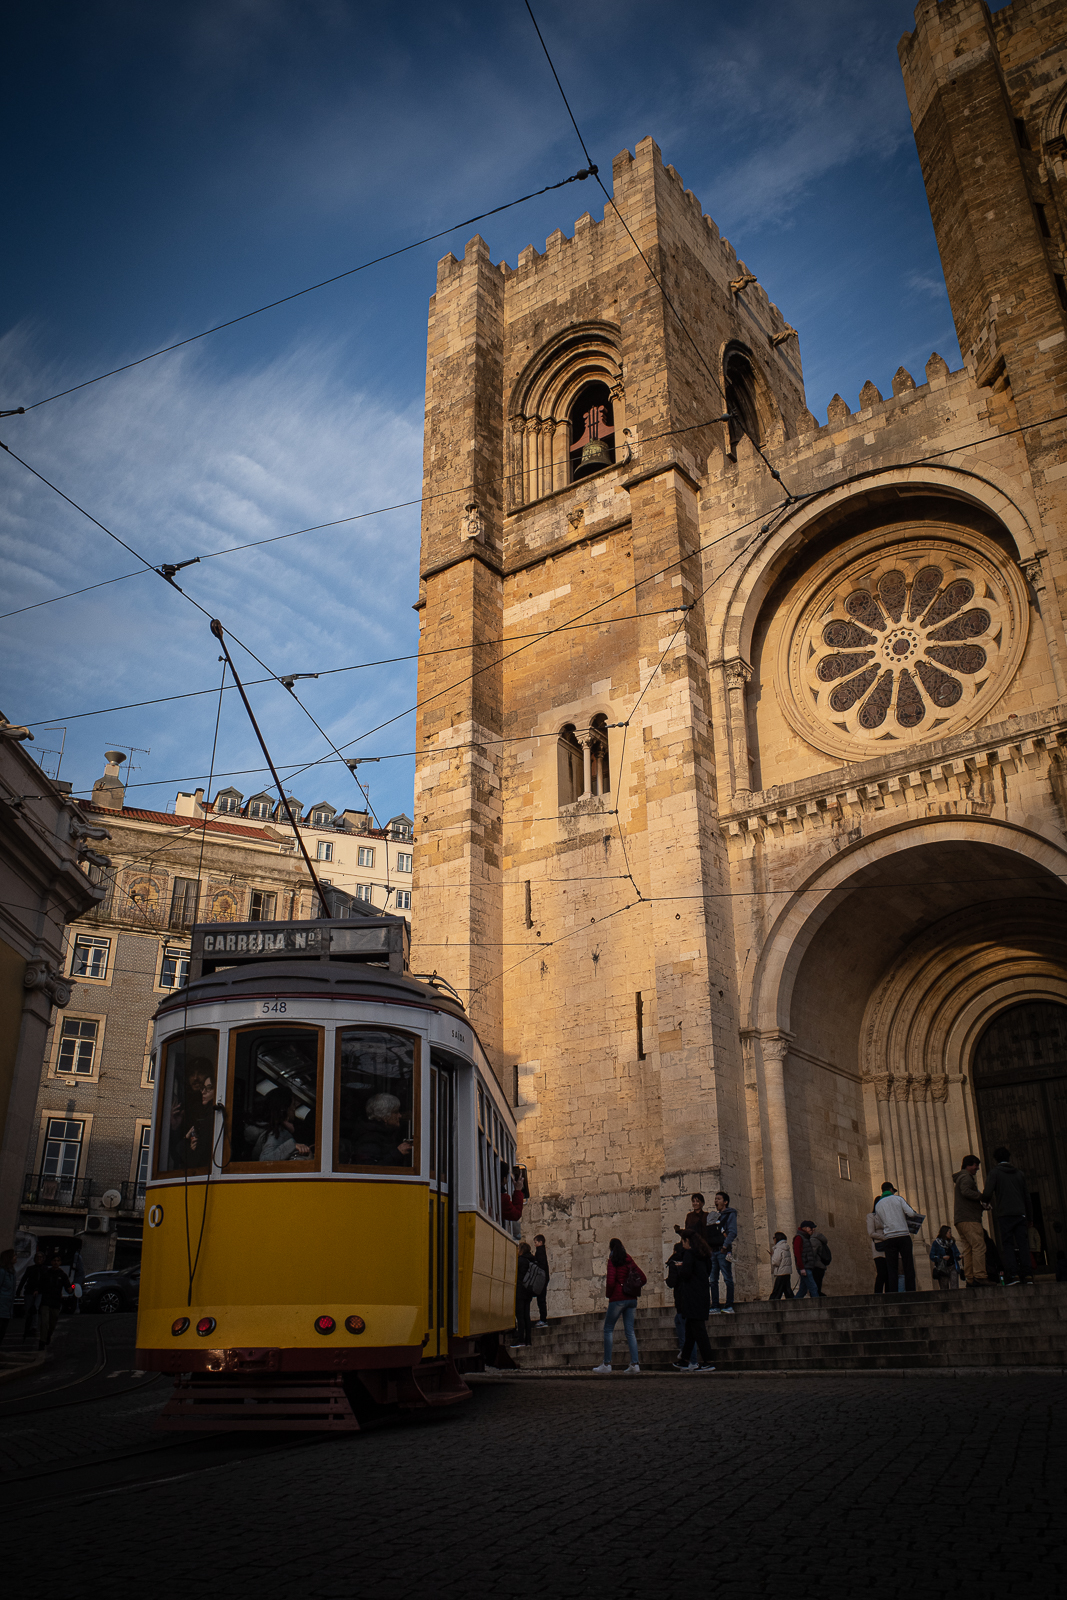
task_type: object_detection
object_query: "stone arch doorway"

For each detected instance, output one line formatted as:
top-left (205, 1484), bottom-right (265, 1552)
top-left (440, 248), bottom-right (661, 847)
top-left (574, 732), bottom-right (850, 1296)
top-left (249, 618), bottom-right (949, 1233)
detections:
top-left (745, 819), bottom-right (1067, 1291)
top-left (972, 1000), bottom-right (1067, 1271)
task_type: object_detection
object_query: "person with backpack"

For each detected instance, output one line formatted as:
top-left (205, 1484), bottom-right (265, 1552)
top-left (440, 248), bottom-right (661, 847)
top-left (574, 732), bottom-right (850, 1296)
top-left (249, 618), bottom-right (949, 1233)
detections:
top-left (929, 1226), bottom-right (963, 1289)
top-left (874, 1182), bottom-right (921, 1293)
top-left (769, 1231), bottom-right (794, 1299)
top-left (511, 1242), bottom-right (542, 1348)
top-left (792, 1221), bottom-right (820, 1299)
top-left (592, 1238), bottom-right (645, 1374)
top-left (810, 1226), bottom-right (832, 1295)
top-left (867, 1205), bottom-right (888, 1292)
top-left (981, 1146), bottom-right (1035, 1287)
top-left (669, 1231), bottom-right (716, 1371)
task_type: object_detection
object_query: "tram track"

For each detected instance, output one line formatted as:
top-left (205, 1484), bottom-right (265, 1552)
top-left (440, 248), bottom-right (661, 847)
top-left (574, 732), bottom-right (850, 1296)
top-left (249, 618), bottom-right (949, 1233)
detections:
top-left (0, 1325), bottom-right (163, 1418)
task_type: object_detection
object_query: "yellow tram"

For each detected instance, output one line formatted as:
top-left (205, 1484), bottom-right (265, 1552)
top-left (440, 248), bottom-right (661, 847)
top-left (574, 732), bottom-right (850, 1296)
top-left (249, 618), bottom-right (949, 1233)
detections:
top-left (135, 913), bottom-right (520, 1428)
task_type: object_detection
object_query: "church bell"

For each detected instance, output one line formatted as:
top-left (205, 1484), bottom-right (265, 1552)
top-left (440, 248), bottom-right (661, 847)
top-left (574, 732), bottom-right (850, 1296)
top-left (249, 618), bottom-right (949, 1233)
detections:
top-left (577, 436), bottom-right (611, 474)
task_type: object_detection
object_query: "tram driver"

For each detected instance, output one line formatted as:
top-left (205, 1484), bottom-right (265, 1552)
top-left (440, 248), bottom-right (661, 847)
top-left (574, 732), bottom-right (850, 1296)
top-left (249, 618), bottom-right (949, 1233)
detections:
top-left (251, 1086), bottom-right (313, 1162)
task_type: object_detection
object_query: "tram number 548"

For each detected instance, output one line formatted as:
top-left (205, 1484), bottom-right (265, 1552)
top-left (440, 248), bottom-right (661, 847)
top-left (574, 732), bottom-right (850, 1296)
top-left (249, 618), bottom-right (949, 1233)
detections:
top-left (260, 1001), bottom-right (287, 1014)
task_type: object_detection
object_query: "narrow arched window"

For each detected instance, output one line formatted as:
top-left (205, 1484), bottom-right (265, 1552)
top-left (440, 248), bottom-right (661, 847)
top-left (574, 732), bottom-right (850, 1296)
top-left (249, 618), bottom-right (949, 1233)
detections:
top-left (724, 348), bottom-right (762, 456)
top-left (569, 382), bottom-right (615, 481)
top-left (557, 725), bottom-right (583, 806)
top-left (589, 714), bottom-right (610, 796)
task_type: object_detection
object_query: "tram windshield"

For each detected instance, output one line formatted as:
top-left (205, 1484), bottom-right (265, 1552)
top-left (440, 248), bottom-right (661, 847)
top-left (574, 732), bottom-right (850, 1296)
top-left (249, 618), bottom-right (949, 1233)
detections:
top-left (157, 1031), bottom-right (218, 1174)
top-left (228, 1028), bottom-right (320, 1166)
top-left (336, 1028), bottom-right (416, 1170)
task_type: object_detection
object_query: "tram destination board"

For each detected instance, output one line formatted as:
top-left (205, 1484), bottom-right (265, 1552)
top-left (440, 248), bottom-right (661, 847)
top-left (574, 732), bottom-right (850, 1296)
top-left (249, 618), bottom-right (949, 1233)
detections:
top-left (189, 914), bottom-right (410, 978)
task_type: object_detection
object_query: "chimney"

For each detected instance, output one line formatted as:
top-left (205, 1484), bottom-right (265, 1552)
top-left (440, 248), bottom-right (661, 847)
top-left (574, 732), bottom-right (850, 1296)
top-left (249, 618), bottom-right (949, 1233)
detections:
top-left (91, 750), bottom-right (126, 812)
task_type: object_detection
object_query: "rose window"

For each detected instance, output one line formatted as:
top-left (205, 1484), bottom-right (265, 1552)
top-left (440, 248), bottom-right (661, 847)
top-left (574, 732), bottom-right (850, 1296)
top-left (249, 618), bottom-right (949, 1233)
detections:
top-left (779, 535), bottom-right (1028, 759)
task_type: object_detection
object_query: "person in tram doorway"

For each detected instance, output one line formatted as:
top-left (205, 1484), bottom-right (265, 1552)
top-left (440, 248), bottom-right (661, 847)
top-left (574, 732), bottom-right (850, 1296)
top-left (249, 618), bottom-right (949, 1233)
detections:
top-left (532, 1234), bottom-right (550, 1328)
top-left (37, 1251), bottom-right (69, 1351)
top-left (670, 1231), bottom-right (716, 1371)
top-left (874, 1183), bottom-right (921, 1293)
top-left (929, 1226), bottom-right (963, 1289)
top-left (0, 1249), bottom-right (16, 1344)
top-left (501, 1167), bottom-right (526, 1241)
top-left (592, 1239), bottom-right (645, 1374)
top-left (981, 1146), bottom-right (1035, 1287)
top-left (793, 1222), bottom-right (820, 1300)
top-left (511, 1243), bottom-right (537, 1348)
top-left (709, 1191), bottom-right (737, 1314)
top-left (769, 1232), bottom-right (794, 1299)
top-left (867, 1206), bottom-right (888, 1292)
top-left (952, 1155), bottom-right (990, 1286)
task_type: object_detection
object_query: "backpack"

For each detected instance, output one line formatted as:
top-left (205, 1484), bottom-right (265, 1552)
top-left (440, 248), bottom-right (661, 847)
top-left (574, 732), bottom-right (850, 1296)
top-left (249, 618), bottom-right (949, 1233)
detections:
top-left (814, 1236), bottom-right (832, 1267)
top-left (621, 1261), bottom-right (647, 1298)
top-left (522, 1259), bottom-right (548, 1296)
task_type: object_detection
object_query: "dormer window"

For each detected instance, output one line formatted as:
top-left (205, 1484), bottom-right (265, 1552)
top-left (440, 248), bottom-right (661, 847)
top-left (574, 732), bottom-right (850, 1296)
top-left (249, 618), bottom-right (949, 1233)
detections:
top-left (247, 794), bottom-right (273, 820)
top-left (569, 382), bottom-right (615, 481)
top-left (309, 804), bottom-right (335, 828)
top-left (214, 788), bottom-right (242, 815)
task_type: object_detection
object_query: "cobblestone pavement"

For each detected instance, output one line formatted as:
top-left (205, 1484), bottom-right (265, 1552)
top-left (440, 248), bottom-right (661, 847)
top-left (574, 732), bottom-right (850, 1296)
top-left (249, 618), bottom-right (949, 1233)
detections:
top-left (4, 1362), bottom-right (1064, 1598)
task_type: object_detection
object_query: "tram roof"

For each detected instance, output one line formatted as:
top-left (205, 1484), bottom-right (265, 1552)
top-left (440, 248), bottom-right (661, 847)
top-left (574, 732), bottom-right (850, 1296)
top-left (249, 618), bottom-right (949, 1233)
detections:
top-left (157, 951), bottom-right (468, 1024)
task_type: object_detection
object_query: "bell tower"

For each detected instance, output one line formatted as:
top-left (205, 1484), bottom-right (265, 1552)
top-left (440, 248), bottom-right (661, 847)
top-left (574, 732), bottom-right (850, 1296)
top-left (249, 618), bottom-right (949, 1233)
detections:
top-left (412, 137), bottom-right (811, 1308)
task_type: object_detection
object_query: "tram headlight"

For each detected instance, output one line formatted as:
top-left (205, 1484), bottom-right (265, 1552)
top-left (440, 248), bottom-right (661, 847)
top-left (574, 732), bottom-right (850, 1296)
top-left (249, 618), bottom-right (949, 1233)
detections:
top-left (345, 1315), bottom-right (366, 1335)
top-left (314, 1315), bottom-right (337, 1335)
top-left (171, 1317), bottom-right (190, 1336)
top-left (196, 1316), bottom-right (216, 1337)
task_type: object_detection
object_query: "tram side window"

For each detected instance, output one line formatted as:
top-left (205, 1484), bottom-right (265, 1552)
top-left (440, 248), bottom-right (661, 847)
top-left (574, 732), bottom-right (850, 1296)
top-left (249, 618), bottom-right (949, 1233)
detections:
top-left (157, 1031), bottom-right (219, 1174)
top-left (476, 1083), bottom-right (514, 1225)
top-left (336, 1029), bottom-right (416, 1170)
top-left (228, 1028), bottom-right (320, 1166)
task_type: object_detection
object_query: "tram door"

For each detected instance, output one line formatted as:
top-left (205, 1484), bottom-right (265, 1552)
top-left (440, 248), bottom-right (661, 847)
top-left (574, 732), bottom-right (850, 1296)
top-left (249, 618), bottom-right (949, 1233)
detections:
top-left (427, 1054), bottom-right (456, 1358)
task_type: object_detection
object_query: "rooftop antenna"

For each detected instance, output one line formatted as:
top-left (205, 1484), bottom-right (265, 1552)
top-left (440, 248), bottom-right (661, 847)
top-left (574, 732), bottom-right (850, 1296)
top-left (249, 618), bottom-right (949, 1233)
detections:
top-left (36, 726), bottom-right (67, 781)
top-left (105, 739), bottom-right (151, 783)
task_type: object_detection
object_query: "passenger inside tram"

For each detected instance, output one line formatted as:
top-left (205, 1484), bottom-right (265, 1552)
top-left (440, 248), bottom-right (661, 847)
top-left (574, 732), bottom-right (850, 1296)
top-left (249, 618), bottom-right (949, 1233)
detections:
top-left (250, 1085), bottom-right (312, 1162)
top-left (336, 1029), bottom-right (415, 1169)
top-left (159, 1032), bottom-right (219, 1172)
top-left (228, 1028), bottom-right (318, 1166)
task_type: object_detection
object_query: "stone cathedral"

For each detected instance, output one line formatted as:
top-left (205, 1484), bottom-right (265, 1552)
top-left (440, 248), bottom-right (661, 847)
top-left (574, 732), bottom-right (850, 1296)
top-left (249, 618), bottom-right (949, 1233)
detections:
top-left (411, 0), bottom-right (1067, 1305)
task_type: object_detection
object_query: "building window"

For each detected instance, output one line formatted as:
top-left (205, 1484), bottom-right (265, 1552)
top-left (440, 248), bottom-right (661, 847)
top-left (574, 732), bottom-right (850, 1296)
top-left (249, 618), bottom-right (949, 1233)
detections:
top-left (395, 890), bottom-right (411, 910)
top-left (85, 860), bottom-right (114, 916)
top-left (396, 852), bottom-right (412, 873)
top-left (589, 713), bottom-right (610, 795)
top-left (169, 877), bottom-right (200, 928)
top-left (215, 795), bottom-right (239, 814)
top-left (355, 883), bottom-right (373, 903)
top-left (358, 846), bottom-right (375, 868)
top-left (249, 890), bottom-right (277, 922)
top-left (146, 1050), bottom-right (157, 1085)
top-left (247, 795), bottom-right (273, 820)
top-left (135, 1125), bottom-right (152, 1195)
top-left (41, 1117), bottom-right (85, 1181)
top-left (557, 724), bottom-right (583, 806)
top-left (310, 806), bottom-right (334, 827)
top-left (71, 933), bottom-right (110, 980)
top-left (723, 345), bottom-right (763, 455)
top-left (317, 840), bottom-right (333, 862)
top-left (838, 1154), bottom-right (851, 1180)
top-left (57, 1019), bottom-right (98, 1076)
top-left (160, 946), bottom-right (190, 989)
top-left (569, 381), bottom-right (616, 481)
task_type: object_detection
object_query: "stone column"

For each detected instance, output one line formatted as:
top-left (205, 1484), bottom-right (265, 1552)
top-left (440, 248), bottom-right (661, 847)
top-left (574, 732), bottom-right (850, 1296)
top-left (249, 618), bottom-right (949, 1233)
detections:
top-left (759, 1031), bottom-right (796, 1237)
top-left (723, 658), bottom-right (752, 799)
top-left (580, 733), bottom-right (593, 799)
top-left (1021, 553), bottom-right (1067, 700)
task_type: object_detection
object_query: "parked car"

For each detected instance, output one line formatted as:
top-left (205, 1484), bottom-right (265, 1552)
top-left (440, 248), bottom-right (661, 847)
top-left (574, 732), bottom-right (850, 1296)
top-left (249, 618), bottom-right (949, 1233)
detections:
top-left (81, 1266), bottom-right (140, 1314)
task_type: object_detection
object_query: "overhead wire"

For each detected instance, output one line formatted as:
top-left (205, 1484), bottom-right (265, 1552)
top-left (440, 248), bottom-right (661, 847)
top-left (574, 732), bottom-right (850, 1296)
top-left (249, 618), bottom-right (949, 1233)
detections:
top-left (13, 167), bottom-right (602, 415)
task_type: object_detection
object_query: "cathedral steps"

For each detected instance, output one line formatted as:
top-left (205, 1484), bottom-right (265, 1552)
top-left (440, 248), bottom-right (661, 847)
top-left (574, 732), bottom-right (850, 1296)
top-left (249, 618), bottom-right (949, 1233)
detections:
top-left (512, 1284), bottom-right (1067, 1373)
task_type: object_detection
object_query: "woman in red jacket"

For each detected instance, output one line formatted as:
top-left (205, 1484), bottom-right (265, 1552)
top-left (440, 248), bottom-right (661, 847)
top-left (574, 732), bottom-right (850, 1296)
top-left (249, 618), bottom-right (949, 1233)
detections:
top-left (593, 1238), bottom-right (645, 1374)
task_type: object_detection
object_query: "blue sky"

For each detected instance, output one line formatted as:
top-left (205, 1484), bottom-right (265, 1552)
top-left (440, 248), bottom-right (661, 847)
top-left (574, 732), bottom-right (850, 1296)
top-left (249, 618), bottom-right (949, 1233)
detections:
top-left (1, 0), bottom-right (966, 824)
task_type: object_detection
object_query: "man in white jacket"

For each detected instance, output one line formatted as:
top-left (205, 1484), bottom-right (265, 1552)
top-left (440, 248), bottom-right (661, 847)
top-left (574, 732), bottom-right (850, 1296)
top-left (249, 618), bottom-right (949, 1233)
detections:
top-left (874, 1182), bottom-right (920, 1293)
top-left (769, 1231), bottom-right (794, 1300)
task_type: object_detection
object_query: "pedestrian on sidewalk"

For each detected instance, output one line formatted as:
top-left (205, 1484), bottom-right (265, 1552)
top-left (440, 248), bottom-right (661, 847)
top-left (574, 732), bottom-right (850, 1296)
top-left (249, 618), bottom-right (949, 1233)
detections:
top-left (0, 1249), bottom-right (16, 1345)
top-left (70, 1242), bottom-right (86, 1314)
top-left (670, 1232), bottom-right (716, 1371)
top-left (511, 1243), bottom-right (536, 1348)
top-left (593, 1239), bottom-right (645, 1374)
top-left (867, 1205), bottom-right (888, 1292)
top-left (532, 1234), bottom-right (551, 1328)
top-left (793, 1221), bottom-right (820, 1300)
top-left (874, 1182), bottom-right (920, 1293)
top-left (981, 1147), bottom-right (1035, 1286)
top-left (810, 1226), bottom-right (832, 1296)
top-left (709, 1191), bottom-right (737, 1315)
top-left (769, 1232), bottom-right (794, 1300)
top-left (19, 1249), bottom-right (44, 1341)
top-left (952, 1156), bottom-right (990, 1286)
top-left (37, 1251), bottom-right (68, 1350)
top-left (929, 1226), bottom-right (962, 1289)
top-left (667, 1239), bottom-right (688, 1356)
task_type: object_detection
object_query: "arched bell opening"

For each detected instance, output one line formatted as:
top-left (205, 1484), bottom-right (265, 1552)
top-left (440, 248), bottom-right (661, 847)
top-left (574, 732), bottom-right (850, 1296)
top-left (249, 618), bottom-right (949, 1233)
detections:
top-left (723, 346), bottom-right (762, 456)
top-left (568, 382), bottom-right (615, 481)
top-left (557, 724), bottom-right (583, 806)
